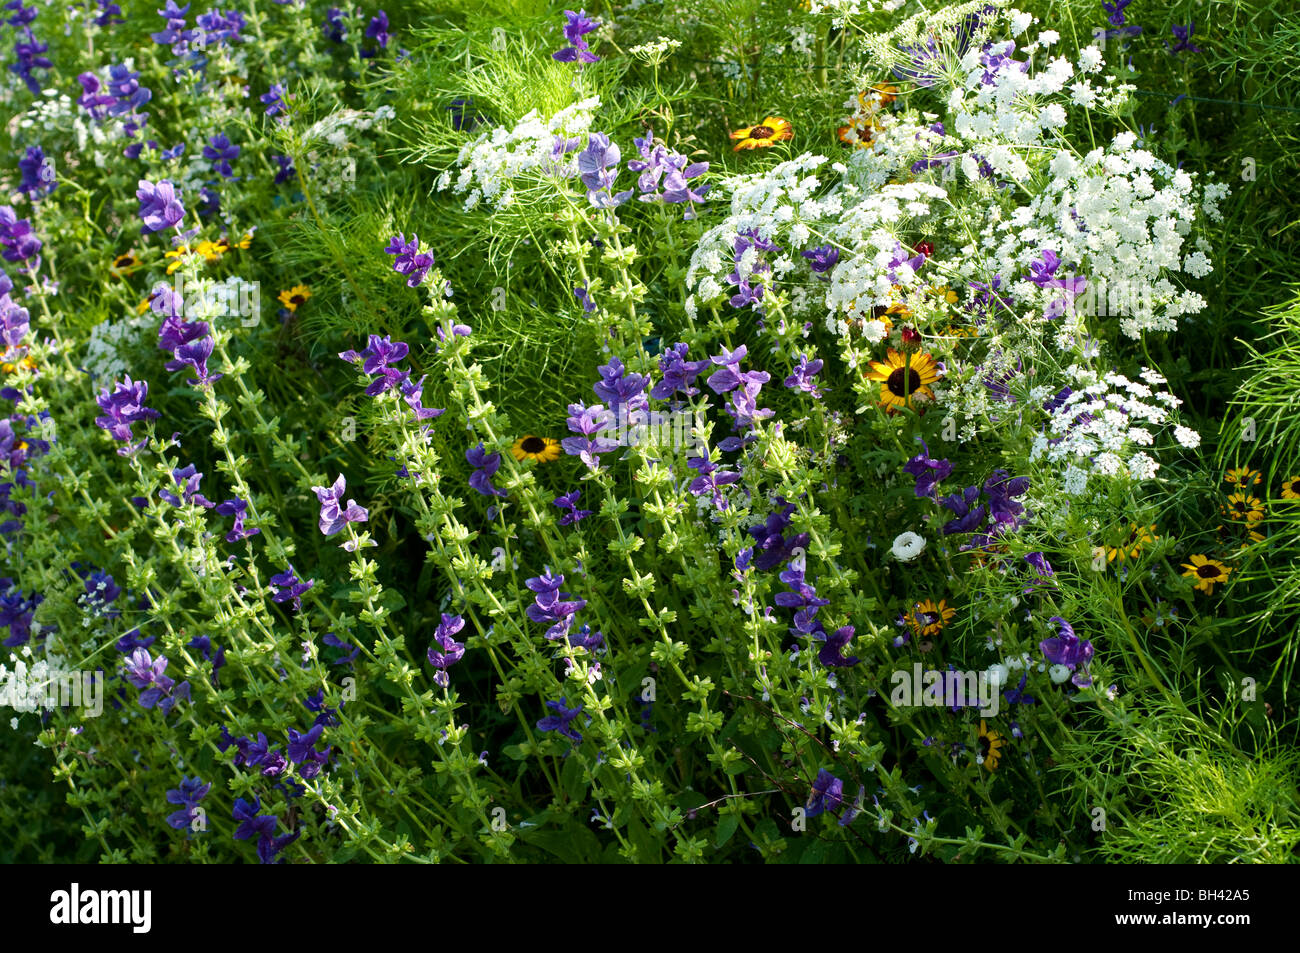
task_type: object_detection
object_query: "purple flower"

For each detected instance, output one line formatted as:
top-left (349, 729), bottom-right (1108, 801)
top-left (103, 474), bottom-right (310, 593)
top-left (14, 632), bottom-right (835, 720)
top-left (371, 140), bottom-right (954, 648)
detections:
top-left (361, 10), bottom-right (389, 58)
top-left (526, 568), bottom-right (587, 641)
top-left (260, 83), bottom-right (287, 117)
top-left (270, 565), bottom-right (314, 611)
top-left (783, 354), bottom-right (824, 397)
top-left (17, 146), bottom-right (55, 199)
top-left (322, 6), bottom-right (346, 42)
top-left (466, 442), bottom-right (507, 498)
top-left (94, 376), bottom-right (161, 451)
top-left (1170, 22), bottom-right (1202, 54)
top-left (687, 456), bottom-right (742, 511)
top-left (939, 485), bottom-right (986, 536)
top-left (747, 500), bottom-right (810, 571)
top-left (576, 133), bottom-right (632, 208)
top-left (287, 723), bottom-right (325, 763)
top-left (232, 796), bottom-right (277, 841)
top-left (626, 130), bottom-right (709, 217)
top-left (164, 330), bottom-right (221, 387)
top-left (1101, 0), bottom-right (1133, 27)
top-left (311, 474), bottom-right (369, 537)
top-left (164, 775), bottom-right (211, 830)
top-left (340, 334), bottom-right (413, 397)
top-left (214, 497), bottom-right (259, 541)
top-left (272, 154), bottom-right (296, 184)
top-left (553, 489), bottom-right (592, 525)
top-left (537, 697), bottom-right (584, 742)
top-left (152, 1), bottom-right (195, 56)
top-left (592, 356), bottom-right (649, 419)
top-left (651, 342), bottom-right (709, 400)
top-left (801, 244), bottom-right (839, 274)
top-left (560, 402), bottom-right (618, 469)
top-left (805, 768), bottom-right (844, 818)
top-left (137, 179), bottom-right (186, 232)
top-left (903, 442), bottom-right (953, 499)
top-left (426, 613), bottom-right (466, 686)
top-left (158, 463), bottom-right (215, 508)
top-left (123, 647), bottom-right (178, 709)
top-left (202, 133), bottom-right (240, 178)
top-left (552, 9), bottom-right (599, 63)
top-left (385, 232), bottom-right (435, 287)
top-left (818, 625), bottom-right (860, 668)
top-left (0, 206), bottom-right (41, 271)
top-left (1040, 616), bottom-right (1094, 687)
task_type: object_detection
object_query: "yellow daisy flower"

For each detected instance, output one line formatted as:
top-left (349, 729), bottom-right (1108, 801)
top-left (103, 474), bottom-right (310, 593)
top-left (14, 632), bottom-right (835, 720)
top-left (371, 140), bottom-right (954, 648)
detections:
top-left (109, 252), bottom-right (141, 277)
top-left (278, 285), bottom-right (311, 311)
top-left (510, 435), bottom-right (561, 464)
top-left (863, 348), bottom-right (941, 412)
top-left (1225, 467), bottom-right (1261, 488)
top-left (905, 598), bottom-right (955, 638)
top-left (1180, 554), bottom-right (1232, 595)
top-left (978, 720), bottom-right (1004, 772)
top-left (1279, 476), bottom-right (1300, 500)
top-left (730, 116), bottom-right (793, 151)
top-left (1220, 492), bottom-right (1264, 523)
top-left (1106, 523), bottom-right (1158, 563)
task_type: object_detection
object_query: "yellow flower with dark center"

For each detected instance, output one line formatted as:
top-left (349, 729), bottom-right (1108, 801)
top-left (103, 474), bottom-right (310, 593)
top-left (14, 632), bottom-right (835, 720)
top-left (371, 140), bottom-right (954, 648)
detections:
top-left (730, 116), bottom-right (793, 151)
top-left (1181, 554), bottom-right (1232, 595)
top-left (110, 252), bottom-right (141, 277)
top-left (278, 285), bottom-right (311, 311)
top-left (1280, 476), bottom-right (1300, 500)
top-left (905, 598), bottom-right (955, 638)
top-left (511, 435), bottom-right (561, 464)
top-left (137, 290), bottom-right (159, 315)
top-left (837, 114), bottom-right (883, 149)
top-left (1106, 523), bottom-right (1157, 563)
top-left (978, 720), bottom-right (1003, 772)
top-left (864, 348), bottom-right (941, 411)
top-left (1220, 492), bottom-right (1263, 523)
top-left (1225, 467), bottom-right (1261, 488)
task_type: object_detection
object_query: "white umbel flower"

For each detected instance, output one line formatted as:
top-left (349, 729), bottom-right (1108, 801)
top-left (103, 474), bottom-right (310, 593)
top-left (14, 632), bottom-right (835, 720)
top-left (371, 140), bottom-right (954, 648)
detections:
top-left (891, 531), bottom-right (926, 561)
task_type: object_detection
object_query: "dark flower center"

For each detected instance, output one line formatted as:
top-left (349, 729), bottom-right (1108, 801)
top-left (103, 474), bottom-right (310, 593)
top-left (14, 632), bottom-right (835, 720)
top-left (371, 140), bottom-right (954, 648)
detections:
top-left (887, 366), bottom-right (921, 397)
top-left (1197, 564), bottom-right (1222, 579)
top-left (750, 125), bottom-right (774, 139)
top-left (521, 436), bottom-right (546, 454)
top-left (291, 294), bottom-right (305, 305)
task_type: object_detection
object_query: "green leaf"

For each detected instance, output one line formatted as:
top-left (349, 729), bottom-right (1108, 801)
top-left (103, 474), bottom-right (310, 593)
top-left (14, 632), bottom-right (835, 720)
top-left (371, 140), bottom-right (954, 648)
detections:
top-left (714, 813), bottom-right (739, 847)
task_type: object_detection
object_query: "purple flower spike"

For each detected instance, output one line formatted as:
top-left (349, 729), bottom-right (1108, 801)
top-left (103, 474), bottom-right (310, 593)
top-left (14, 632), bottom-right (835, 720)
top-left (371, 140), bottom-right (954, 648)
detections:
top-left (552, 9), bottom-right (600, 63)
top-left (1039, 616), bottom-right (1094, 687)
top-left (537, 697), bottom-right (584, 742)
top-left (386, 232), bottom-right (435, 287)
top-left (137, 179), bottom-right (186, 232)
top-left (466, 442), bottom-right (507, 498)
top-left (818, 625), bottom-right (860, 668)
top-left (311, 474), bottom-right (369, 537)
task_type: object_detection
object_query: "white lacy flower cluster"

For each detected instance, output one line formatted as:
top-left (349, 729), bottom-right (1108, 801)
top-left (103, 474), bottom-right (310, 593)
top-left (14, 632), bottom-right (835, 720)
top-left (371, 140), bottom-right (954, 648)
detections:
top-left (685, 152), bottom-right (949, 342)
top-left (440, 96), bottom-right (602, 211)
top-left (809, 0), bottom-right (907, 28)
top-left (1029, 366), bottom-right (1193, 494)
